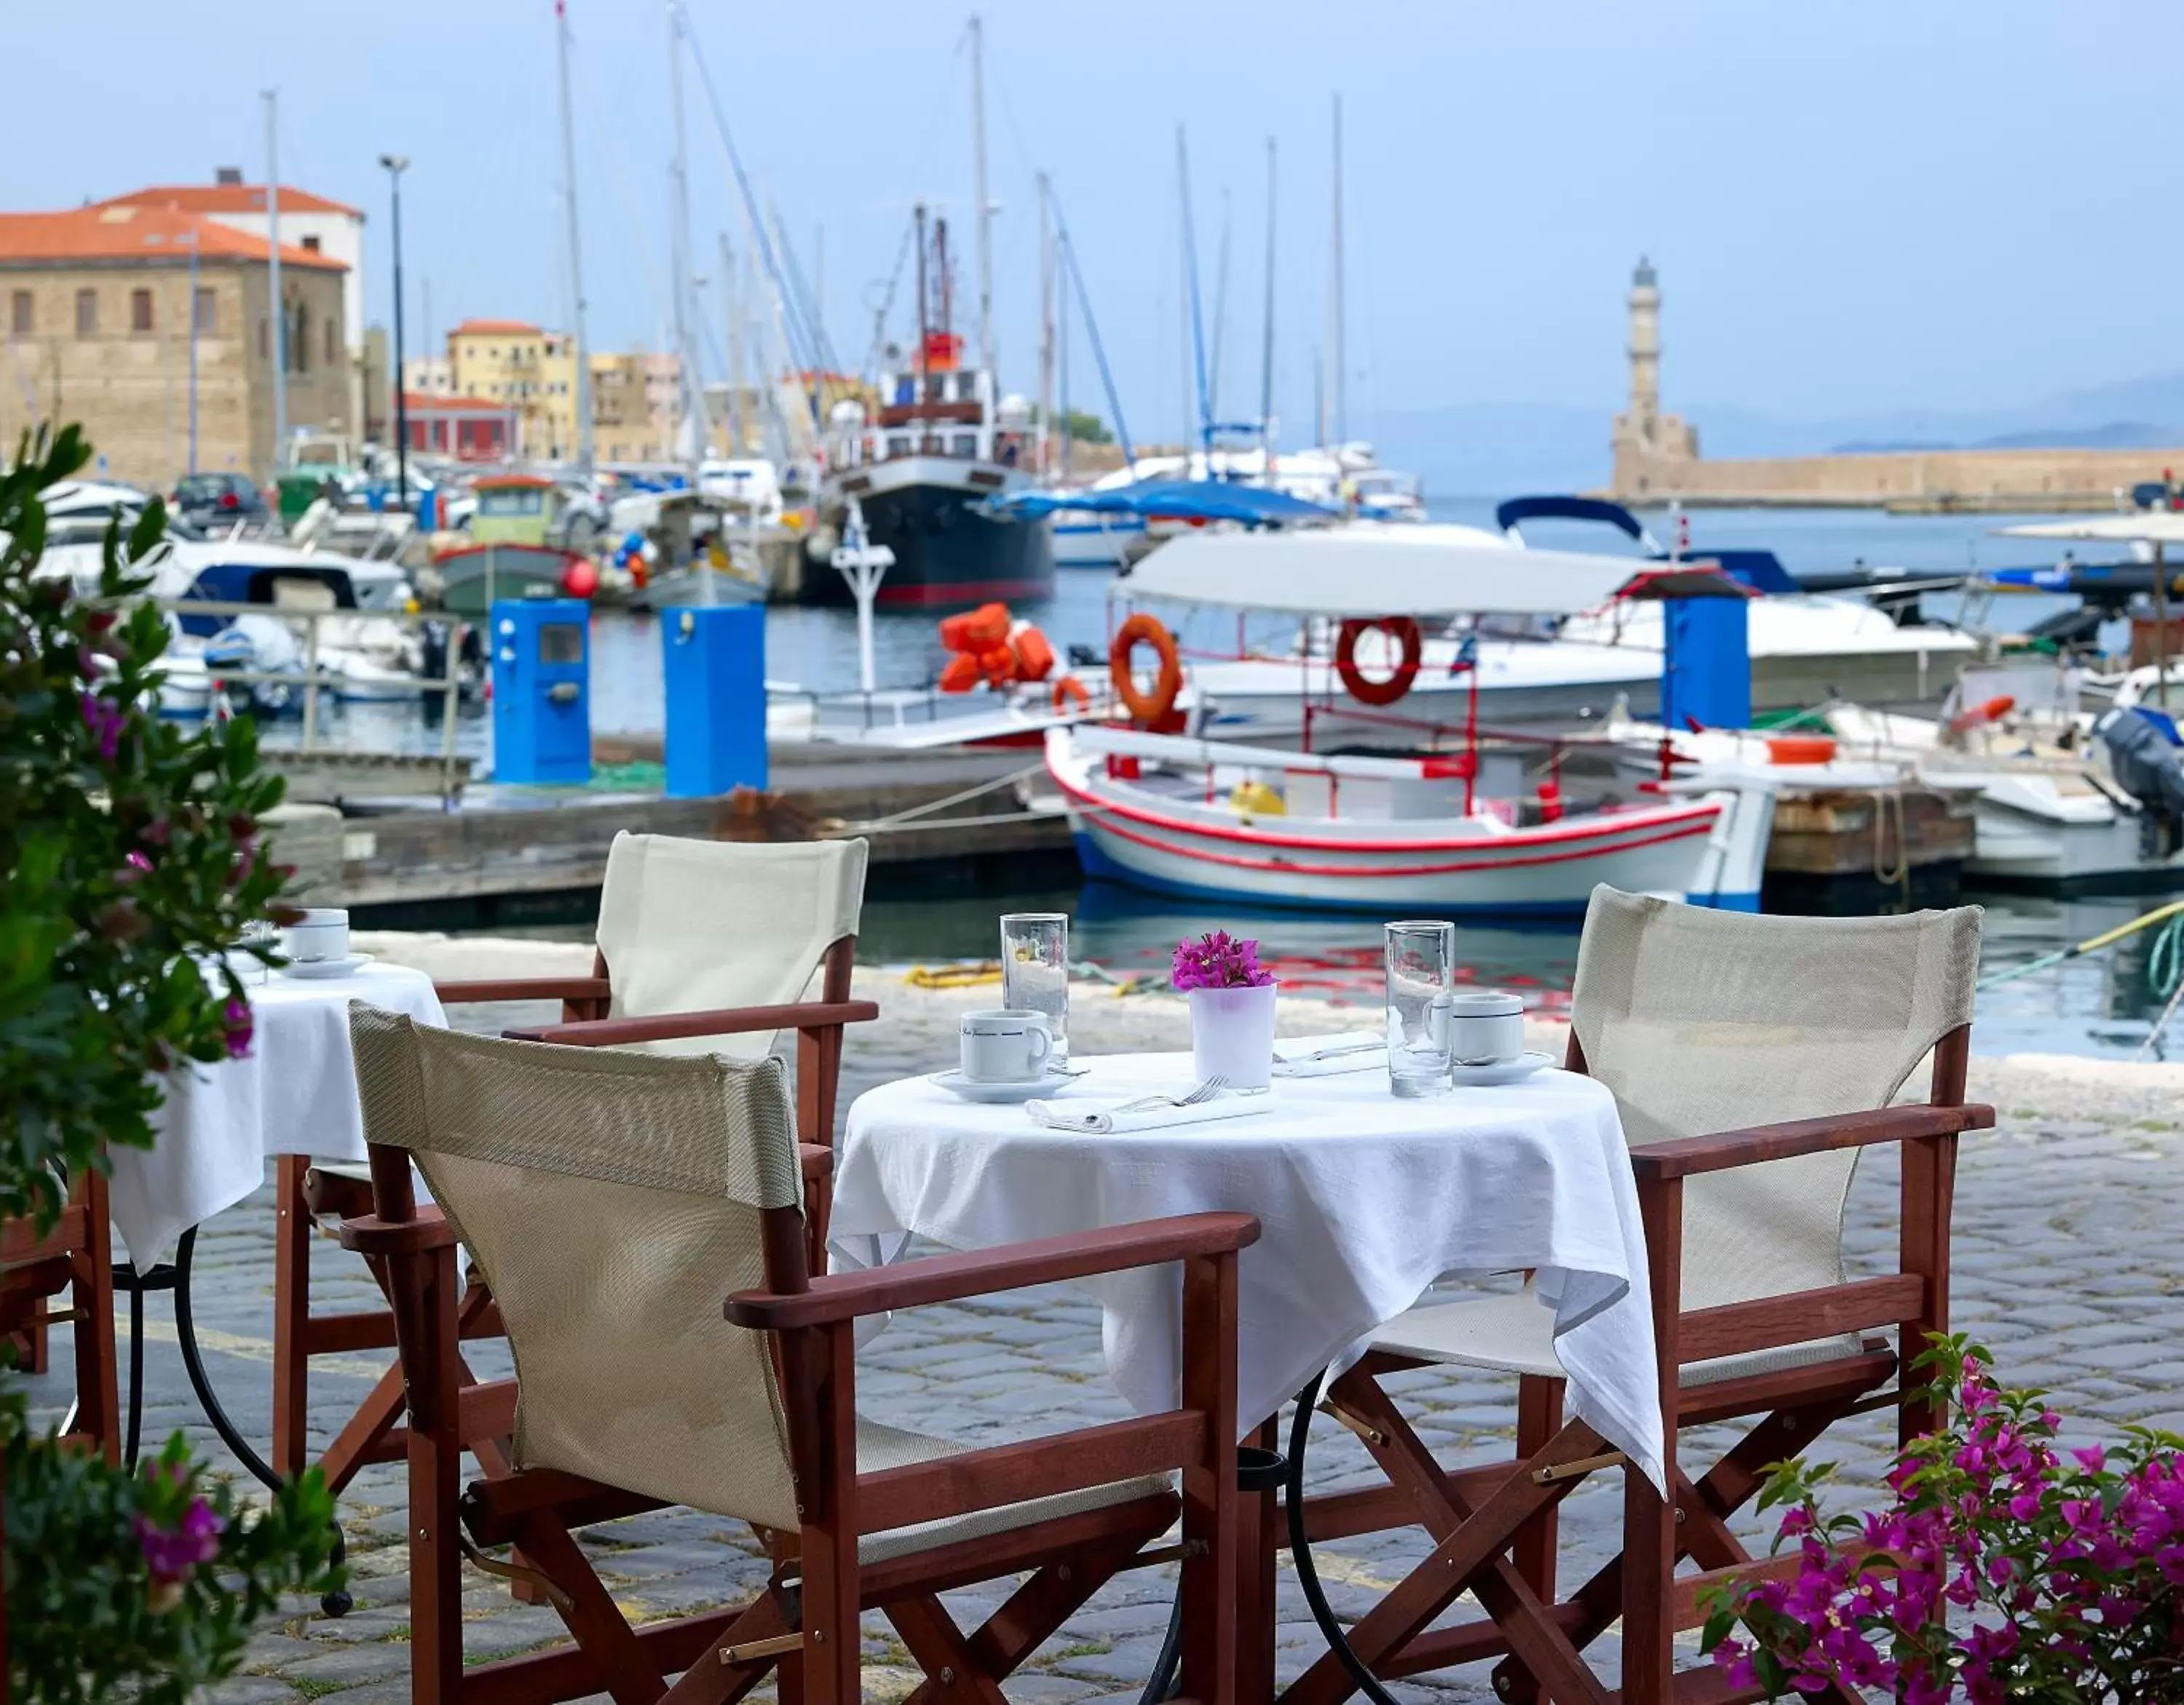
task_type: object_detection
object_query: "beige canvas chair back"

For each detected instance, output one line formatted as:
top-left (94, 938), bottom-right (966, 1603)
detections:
top-left (347, 1004), bottom-right (806, 1530)
top-left (594, 833), bottom-right (869, 1059)
top-left (1571, 887), bottom-right (1980, 1321)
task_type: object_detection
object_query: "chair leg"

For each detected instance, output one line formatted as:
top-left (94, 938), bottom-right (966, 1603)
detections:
top-left (1512, 1375), bottom-right (1563, 1602)
top-left (800, 1321), bottom-right (864, 1705)
top-left (886, 1597), bottom-right (1008, 1705)
top-left (74, 1176), bottom-right (121, 1463)
top-left (402, 1243), bottom-right (467, 1705)
top-left (272, 1155), bottom-right (312, 1479)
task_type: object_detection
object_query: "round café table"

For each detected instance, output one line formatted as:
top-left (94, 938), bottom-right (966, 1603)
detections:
top-left (831, 1048), bottom-right (1666, 1702)
top-left (100, 962), bottom-right (445, 1596)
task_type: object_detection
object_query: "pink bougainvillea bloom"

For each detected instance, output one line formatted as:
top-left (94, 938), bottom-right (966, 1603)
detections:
top-left (135, 1495), bottom-right (225, 1585)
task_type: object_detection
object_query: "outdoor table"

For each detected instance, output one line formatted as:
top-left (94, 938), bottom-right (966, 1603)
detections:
top-left (833, 1048), bottom-right (1666, 1700)
top-left (102, 962), bottom-right (445, 1488)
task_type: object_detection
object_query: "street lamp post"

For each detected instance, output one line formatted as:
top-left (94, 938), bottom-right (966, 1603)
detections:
top-left (379, 153), bottom-right (411, 508)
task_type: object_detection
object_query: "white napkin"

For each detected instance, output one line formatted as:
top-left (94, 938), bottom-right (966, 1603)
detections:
top-left (1026, 1091), bottom-right (1277, 1135)
top-left (1273, 1031), bottom-right (1385, 1078)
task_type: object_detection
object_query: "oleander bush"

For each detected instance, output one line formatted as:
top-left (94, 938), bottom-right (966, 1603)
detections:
top-left (1, 424), bottom-right (340, 1703)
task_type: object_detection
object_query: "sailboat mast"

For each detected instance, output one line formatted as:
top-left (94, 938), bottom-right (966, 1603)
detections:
top-left (1176, 125), bottom-right (1211, 457)
top-left (720, 231), bottom-right (743, 454)
top-left (556, 0), bottom-right (592, 476)
top-left (1208, 187), bottom-right (1230, 432)
top-left (968, 13), bottom-right (996, 384)
top-left (1037, 170), bottom-right (1055, 478)
top-left (1259, 135), bottom-right (1277, 464)
top-left (667, 2), bottom-right (704, 479)
top-left (1329, 92), bottom-right (1346, 448)
top-left (264, 90), bottom-right (285, 472)
top-left (914, 202), bottom-right (930, 377)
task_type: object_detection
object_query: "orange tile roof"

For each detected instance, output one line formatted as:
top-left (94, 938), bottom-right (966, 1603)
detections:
top-left (451, 318), bottom-right (542, 336)
top-left (0, 205), bottom-right (346, 272)
top-left (96, 183), bottom-right (363, 219)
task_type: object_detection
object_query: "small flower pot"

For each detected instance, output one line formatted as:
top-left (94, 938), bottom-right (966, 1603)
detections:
top-left (1188, 981), bottom-right (1279, 1091)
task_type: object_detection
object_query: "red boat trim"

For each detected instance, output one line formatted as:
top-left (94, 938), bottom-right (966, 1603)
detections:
top-left (876, 578), bottom-right (1052, 607)
top-left (1051, 767), bottom-right (1720, 854)
top-left (1084, 811), bottom-right (1719, 879)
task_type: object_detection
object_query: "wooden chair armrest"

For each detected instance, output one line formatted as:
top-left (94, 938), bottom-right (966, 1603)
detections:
top-left (1629, 1102), bottom-right (1995, 1183)
top-left (338, 1206), bottom-right (459, 1257)
top-left (433, 976), bottom-right (614, 1005)
top-left (501, 999), bottom-right (880, 1048)
top-left (799, 1143), bottom-right (834, 1182)
top-left (726, 1211), bottom-right (1262, 1330)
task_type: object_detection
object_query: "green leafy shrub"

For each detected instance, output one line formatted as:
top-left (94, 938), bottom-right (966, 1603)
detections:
top-left (1, 424), bottom-right (341, 1701)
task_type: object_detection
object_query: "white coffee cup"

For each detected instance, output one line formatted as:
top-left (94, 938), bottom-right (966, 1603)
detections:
top-left (960, 1009), bottom-right (1054, 1083)
top-left (1447, 990), bottom-right (1524, 1066)
top-left (282, 908), bottom-right (350, 966)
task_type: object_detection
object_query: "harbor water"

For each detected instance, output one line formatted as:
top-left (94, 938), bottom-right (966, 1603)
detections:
top-left (301, 501), bottom-right (2164, 1057)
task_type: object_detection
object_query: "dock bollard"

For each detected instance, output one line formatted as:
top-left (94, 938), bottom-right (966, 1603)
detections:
top-left (489, 598), bottom-right (593, 786)
top-left (662, 604), bottom-right (767, 799)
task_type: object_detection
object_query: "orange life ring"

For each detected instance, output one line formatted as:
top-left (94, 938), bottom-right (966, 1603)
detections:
top-left (1109, 613), bottom-right (1183, 726)
top-left (1051, 673), bottom-right (1091, 713)
top-left (1335, 617), bottom-right (1423, 707)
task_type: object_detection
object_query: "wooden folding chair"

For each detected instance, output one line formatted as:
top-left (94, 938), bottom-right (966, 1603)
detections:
top-left (1, 1170), bottom-right (120, 1463)
top-left (272, 834), bottom-right (877, 1494)
top-left (1280, 889), bottom-right (1993, 1705)
top-left (338, 1006), bottom-right (1253, 1705)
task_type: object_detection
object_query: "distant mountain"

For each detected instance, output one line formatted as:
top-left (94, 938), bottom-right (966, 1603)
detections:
top-left (1357, 371), bottom-right (2184, 498)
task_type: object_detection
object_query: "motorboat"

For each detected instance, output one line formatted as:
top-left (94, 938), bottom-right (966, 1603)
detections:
top-left (621, 488), bottom-right (769, 608)
top-left (1051, 528), bottom-right (1782, 914)
top-left (427, 474), bottom-right (588, 617)
top-left (1046, 723), bottom-right (1777, 914)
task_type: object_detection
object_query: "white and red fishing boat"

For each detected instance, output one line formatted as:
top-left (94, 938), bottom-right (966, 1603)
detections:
top-left (1045, 525), bottom-right (1789, 914)
top-left (1046, 724), bottom-right (1776, 914)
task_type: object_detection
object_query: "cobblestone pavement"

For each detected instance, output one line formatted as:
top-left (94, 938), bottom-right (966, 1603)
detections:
top-left (25, 942), bottom-right (2184, 1703)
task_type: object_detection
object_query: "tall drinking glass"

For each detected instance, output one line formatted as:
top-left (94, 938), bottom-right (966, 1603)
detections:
top-left (1001, 913), bottom-right (1070, 1064)
top-left (1385, 920), bottom-right (1455, 1098)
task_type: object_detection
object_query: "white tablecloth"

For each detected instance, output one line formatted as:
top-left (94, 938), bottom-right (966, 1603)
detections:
top-left (834, 1051), bottom-right (1666, 1491)
top-left (109, 965), bottom-right (446, 1268)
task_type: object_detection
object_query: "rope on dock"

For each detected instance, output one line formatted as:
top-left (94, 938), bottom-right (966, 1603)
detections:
top-left (831, 764), bottom-right (1046, 837)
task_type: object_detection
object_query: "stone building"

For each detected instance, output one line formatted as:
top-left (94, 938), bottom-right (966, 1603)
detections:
top-left (95, 173), bottom-right (368, 434)
top-left (0, 202), bottom-right (349, 487)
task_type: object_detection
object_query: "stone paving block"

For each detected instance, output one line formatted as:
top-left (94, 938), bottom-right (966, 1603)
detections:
top-left (278, 1641), bottom-right (415, 1687)
top-left (201, 1677), bottom-right (307, 1705)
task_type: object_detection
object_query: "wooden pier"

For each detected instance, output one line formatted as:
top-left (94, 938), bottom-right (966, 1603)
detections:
top-left (272, 742), bottom-right (1077, 928)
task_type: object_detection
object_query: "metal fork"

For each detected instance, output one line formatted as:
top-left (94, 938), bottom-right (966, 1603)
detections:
top-left (1106, 1075), bottom-right (1229, 1116)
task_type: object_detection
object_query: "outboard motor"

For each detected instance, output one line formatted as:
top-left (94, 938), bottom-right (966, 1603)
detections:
top-left (2096, 706), bottom-right (2184, 858)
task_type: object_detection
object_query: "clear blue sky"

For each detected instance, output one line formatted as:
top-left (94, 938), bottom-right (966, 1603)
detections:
top-left (4, 0), bottom-right (2177, 437)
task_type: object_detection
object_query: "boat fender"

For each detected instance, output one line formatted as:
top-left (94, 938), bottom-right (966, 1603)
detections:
top-left (1230, 778), bottom-right (1286, 817)
top-left (1051, 673), bottom-right (1091, 713)
top-left (1110, 613), bottom-right (1184, 725)
top-left (562, 558), bottom-right (599, 598)
top-left (1009, 622), bottom-right (1057, 682)
top-left (1947, 694), bottom-right (2016, 735)
top-left (938, 653), bottom-right (984, 694)
top-left (1335, 617), bottom-right (1422, 707)
top-left (1537, 778), bottom-right (1565, 823)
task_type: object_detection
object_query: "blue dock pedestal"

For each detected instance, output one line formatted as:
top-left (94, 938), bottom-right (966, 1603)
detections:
top-left (662, 604), bottom-right (767, 798)
top-left (490, 598), bottom-right (592, 785)
top-left (1661, 593), bottom-right (1752, 731)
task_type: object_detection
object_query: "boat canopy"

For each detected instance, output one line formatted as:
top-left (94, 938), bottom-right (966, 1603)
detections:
top-left (1996, 514), bottom-right (2184, 545)
top-left (1118, 527), bottom-right (1746, 617)
top-left (1494, 494), bottom-right (1648, 541)
top-left (989, 477), bottom-right (1336, 526)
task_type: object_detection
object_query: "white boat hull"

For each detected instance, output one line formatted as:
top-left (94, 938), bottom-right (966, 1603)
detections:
top-left (1047, 727), bottom-right (1774, 916)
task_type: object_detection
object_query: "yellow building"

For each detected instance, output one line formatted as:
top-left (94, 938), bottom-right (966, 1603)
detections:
top-left (0, 201), bottom-right (349, 486)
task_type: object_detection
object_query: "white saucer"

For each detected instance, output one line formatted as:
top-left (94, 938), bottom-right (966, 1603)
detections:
top-left (930, 1067), bottom-right (1077, 1104)
top-left (1452, 1050), bottom-right (1555, 1087)
top-left (280, 953), bottom-right (375, 981)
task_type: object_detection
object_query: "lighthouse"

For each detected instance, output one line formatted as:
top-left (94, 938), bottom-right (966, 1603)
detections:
top-left (1610, 256), bottom-right (1696, 497)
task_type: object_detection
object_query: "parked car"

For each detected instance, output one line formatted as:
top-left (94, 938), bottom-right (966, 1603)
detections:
top-left (172, 472), bottom-right (269, 531)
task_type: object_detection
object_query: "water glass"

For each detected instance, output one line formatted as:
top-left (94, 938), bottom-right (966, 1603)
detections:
top-left (1385, 921), bottom-right (1455, 1098)
top-left (1000, 912), bottom-right (1070, 1063)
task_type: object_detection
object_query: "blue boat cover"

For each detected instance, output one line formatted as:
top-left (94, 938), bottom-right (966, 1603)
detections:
top-left (989, 478), bottom-right (1336, 526)
top-left (1493, 494), bottom-right (1648, 539)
